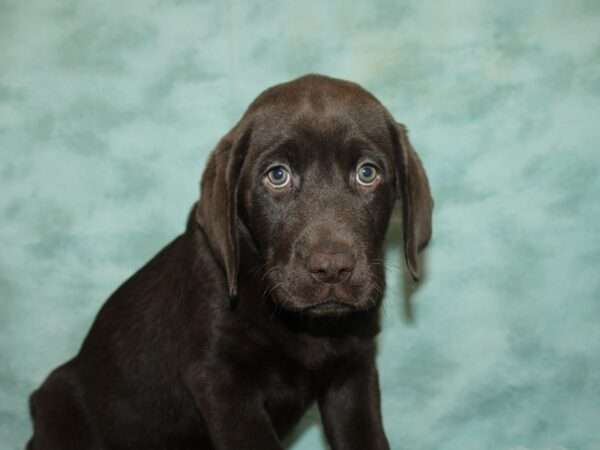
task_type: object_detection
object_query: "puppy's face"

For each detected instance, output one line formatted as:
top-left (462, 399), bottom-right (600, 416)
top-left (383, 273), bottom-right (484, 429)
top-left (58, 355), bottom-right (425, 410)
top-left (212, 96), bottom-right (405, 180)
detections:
top-left (237, 82), bottom-right (397, 317)
top-left (197, 75), bottom-right (433, 318)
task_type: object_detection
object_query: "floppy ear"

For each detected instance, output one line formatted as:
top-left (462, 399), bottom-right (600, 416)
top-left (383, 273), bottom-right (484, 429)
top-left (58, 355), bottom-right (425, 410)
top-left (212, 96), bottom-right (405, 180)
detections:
top-left (392, 122), bottom-right (434, 281)
top-left (196, 124), bottom-right (251, 307)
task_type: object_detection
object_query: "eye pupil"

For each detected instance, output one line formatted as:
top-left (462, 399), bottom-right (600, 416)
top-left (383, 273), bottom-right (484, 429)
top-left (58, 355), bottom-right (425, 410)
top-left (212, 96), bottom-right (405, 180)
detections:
top-left (267, 166), bottom-right (290, 188)
top-left (357, 164), bottom-right (377, 185)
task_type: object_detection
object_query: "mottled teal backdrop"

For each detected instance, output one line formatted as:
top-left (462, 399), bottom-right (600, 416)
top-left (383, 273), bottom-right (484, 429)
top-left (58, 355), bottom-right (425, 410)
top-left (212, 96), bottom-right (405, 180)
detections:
top-left (1, 1), bottom-right (599, 449)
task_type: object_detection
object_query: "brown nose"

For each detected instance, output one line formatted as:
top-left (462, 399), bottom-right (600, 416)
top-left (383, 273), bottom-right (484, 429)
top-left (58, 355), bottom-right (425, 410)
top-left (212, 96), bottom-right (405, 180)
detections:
top-left (306, 252), bottom-right (355, 284)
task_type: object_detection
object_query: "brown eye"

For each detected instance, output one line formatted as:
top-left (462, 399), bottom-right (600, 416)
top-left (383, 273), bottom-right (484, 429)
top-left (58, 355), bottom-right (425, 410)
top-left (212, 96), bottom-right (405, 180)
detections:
top-left (266, 166), bottom-right (291, 188)
top-left (356, 164), bottom-right (378, 186)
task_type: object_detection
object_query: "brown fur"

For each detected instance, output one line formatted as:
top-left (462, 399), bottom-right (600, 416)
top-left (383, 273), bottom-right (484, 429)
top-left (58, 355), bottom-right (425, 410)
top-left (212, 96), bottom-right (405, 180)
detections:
top-left (27, 74), bottom-right (433, 450)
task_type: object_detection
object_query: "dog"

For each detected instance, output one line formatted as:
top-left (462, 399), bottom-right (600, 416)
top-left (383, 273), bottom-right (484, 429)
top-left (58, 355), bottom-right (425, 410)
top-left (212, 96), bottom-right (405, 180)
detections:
top-left (26, 74), bottom-right (433, 450)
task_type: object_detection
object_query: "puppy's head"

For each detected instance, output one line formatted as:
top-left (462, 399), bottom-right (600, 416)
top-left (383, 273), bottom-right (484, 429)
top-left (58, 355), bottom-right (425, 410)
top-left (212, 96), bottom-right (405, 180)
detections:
top-left (197, 75), bottom-right (433, 317)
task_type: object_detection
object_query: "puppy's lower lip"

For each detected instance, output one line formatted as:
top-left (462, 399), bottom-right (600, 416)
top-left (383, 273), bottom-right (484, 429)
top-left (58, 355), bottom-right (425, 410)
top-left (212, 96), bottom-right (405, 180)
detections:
top-left (306, 300), bottom-right (353, 311)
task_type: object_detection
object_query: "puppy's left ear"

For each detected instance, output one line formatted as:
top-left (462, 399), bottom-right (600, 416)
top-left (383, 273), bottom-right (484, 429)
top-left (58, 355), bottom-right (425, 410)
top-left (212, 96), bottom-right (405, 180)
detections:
top-left (391, 122), bottom-right (434, 281)
top-left (196, 122), bottom-right (252, 307)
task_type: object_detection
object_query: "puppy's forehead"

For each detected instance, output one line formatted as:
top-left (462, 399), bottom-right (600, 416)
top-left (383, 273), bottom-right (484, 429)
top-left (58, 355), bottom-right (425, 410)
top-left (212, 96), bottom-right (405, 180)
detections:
top-left (245, 75), bottom-right (393, 155)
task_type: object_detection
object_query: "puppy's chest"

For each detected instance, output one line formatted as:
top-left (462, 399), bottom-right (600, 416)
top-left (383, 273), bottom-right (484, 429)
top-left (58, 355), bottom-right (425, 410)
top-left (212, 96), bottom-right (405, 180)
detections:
top-left (255, 338), bottom-right (363, 432)
top-left (239, 323), bottom-right (370, 431)
top-left (257, 360), bottom-right (322, 434)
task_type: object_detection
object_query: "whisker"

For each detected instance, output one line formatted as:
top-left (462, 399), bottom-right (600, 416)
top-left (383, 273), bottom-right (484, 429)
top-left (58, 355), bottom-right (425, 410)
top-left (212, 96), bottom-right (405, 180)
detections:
top-left (261, 264), bottom-right (282, 284)
top-left (245, 263), bottom-right (266, 281)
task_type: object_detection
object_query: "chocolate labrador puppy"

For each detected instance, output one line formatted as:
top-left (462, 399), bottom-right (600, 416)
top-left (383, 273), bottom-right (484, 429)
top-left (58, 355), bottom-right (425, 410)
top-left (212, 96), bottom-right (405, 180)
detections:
top-left (27, 74), bottom-right (433, 450)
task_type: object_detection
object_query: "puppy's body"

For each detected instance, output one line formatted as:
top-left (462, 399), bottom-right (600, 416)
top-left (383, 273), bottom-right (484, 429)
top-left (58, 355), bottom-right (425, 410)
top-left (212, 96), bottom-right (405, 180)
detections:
top-left (30, 219), bottom-right (380, 450)
top-left (27, 75), bottom-right (433, 450)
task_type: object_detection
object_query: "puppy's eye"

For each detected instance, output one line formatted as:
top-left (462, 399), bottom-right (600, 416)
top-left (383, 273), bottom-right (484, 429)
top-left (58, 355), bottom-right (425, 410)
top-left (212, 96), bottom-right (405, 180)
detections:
top-left (356, 164), bottom-right (378, 186)
top-left (266, 166), bottom-right (291, 188)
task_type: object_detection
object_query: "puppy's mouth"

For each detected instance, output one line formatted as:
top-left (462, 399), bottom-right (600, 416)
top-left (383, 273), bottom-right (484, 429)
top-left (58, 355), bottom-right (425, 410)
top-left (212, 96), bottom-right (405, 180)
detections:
top-left (265, 266), bottom-right (384, 317)
top-left (302, 299), bottom-right (356, 316)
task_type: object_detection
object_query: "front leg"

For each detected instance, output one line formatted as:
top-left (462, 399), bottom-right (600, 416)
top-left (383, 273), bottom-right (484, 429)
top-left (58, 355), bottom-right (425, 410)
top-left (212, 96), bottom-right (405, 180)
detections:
top-left (184, 364), bottom-right (283, 450)
top-left (318, 359), bottom-right (390, 450)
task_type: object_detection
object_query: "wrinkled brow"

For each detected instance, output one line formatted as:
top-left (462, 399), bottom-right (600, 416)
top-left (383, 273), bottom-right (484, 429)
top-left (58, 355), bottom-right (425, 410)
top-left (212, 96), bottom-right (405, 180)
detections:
top-left (252, 139), bottom-right (300, 175)
top-left (342, 138), bottom-right (391, 172)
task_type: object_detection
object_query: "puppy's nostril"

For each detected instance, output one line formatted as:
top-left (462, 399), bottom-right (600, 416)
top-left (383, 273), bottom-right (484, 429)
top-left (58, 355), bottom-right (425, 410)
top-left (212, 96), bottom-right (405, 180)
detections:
top-left (339, 268), bottom-right (352, 279)
top-left (306, 252), bottom-right (355, 284)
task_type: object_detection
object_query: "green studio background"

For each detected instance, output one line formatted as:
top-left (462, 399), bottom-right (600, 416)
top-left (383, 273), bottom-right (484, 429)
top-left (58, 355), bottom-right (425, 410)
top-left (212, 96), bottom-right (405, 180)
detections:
top-left (1, 1), bottom-right (599, 449)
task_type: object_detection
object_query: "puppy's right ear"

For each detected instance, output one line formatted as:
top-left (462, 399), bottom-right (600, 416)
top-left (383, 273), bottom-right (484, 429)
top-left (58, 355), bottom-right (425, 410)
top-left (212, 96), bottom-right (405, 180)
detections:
top-left (196, 123), bottom-right (252, 308)
top-left (391, 122), bottom-right (434, 282)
